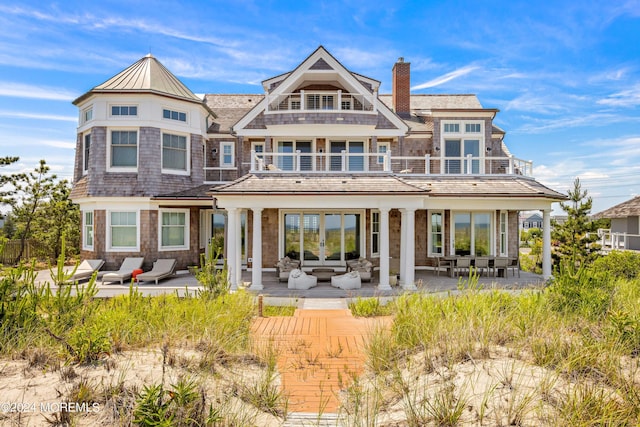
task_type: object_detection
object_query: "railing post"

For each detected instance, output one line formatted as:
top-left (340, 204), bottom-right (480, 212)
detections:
top-left (337, 90), bottom-right (342, 111)
top-left (466, 154), bottom-right (473, 174)
top-left (341, 150), bottom-right (347, 172)
top-left (295, 150), bottom-right (301, 171)
top-left (425, 154), bottom-right (430, 174)
top-left (250, 149), bottom-right (256, 172)
top-left (300, 90), bottom-right (305, 110)
top-left (385, 150), bottom-right (392, 172)
top-left (508, 155), bottom-right (514, 174)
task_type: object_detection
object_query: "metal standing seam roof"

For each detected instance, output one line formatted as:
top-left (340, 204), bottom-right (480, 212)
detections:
top-left (73, 54), bottom-right (205, 105)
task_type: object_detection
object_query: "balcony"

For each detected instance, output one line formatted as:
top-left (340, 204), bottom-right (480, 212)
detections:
top-left (265, 90), bottom-right (376, 113)
top-left (249, 150), bottom-right (533, 177)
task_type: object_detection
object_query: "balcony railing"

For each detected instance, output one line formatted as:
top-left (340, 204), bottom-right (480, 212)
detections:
top-left (265, 90), bottom-right (376, 113)
top-left (249, 150), bottom-right (533, 177)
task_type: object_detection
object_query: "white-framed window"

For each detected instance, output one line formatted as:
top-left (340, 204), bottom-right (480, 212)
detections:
top-left (111, 105), bottom-right (138, 116)
top-left (162, 133), bottom-right (188, 173)
top-left (444, 123), bottom-right (459, 133)
top-left (82, 107), bottom-right (93, 123)
top-left (371, 210), bottom-right (380, 257)
top-left (499, 211), bottom-right (508, 256)
top-left (83, 211), bottom-right (94, 250)
top-left (465, 123), bottom-right (481, 133)
top-left (428, 211), bottom-right (444, 256)
top-left (109, 129), bottom-right (138, 170)
top-left (220, 141), bottom-right (235, 167)
top-left (107, 211), bottom-right (139, 251)
top-left (341, 100), bottom-right (351, 110)
top-left (83, 133), bottom-right (91, 174)
top-left (451, 211), bottom-right (492, 256)
top-left (442, 121), bottom-right (484, 174)
top-left (163, 108), bottom-right (187, 122)
top-left (289, 97), bottom-right (301, 110)
top-left (252, 141), bottom-right (265, 159)
top-left (159, 209), bottom-right (190, 250)
top-left (276, 140), bottom-right (314, 171)
top-left (377, 142), bottom-right (389, 165)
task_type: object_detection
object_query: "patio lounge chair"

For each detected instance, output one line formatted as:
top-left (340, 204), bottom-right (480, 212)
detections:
top-left (288, 269), bottom-right (317, 290)
top-left (331, 271), bottom-right (361, 290)
top-left (136, 259), bottom-right (177, 285)
top-left (70, 259), bottom-right (105, 282)
top-left (276, 256), bottom-right (301, 282)
top-left (346, 257), bottom-right (373, 282)
top-left (101, 257), bottom-right (144, 285)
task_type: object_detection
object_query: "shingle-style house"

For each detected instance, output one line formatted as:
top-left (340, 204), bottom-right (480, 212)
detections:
top-left (595, 196), bottom-right (640, 251)
top-left (70, 46), bottom-right (566, 289)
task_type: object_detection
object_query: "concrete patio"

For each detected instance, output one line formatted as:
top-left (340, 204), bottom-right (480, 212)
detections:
top-left (36, 267), bottom-right (546, 299)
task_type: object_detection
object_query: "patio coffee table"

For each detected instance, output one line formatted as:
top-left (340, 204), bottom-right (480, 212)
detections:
top-left (311, 268), bottom-right (335, 282)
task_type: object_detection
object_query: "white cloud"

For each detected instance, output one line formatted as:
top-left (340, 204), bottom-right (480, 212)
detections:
top-left (597, 84), bottom-right (640, 107)
top-left (41, 140), bottom-right (76, 149)
top-left (411, 65), bottom-right (480, 90)
top-left (0, 111), bottom-right (76, 122)
top-left (0, 82), bottom-right (75, 101)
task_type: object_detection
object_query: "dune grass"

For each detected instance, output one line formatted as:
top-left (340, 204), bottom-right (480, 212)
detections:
top-left (346, 256), bottom-right (640, 426)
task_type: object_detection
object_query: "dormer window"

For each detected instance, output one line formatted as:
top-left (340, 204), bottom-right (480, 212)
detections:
top-left (163, 108), bottom-right (187, 122)
top-left (442, 121), bottom-right (484, 174)
top-left (111, 105), bottom-right (138, 116)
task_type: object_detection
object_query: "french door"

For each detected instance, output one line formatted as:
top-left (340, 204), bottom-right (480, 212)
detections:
top-left (283, 211), bottom-right (362, 265)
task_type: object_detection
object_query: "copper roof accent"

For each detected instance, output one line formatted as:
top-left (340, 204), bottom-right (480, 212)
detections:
top-left (595, 196), bottom-right (640, 219)
top-left (209, 174), bottom-right (429, 195)
top-left (73, 54), bottom-right (206, 106)
top-left (400, 176), bottom-right (568, 200)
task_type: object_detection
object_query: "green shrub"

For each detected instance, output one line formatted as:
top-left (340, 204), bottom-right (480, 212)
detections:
top-left (349, 297), bottom-right (392, 317)
top-left (546, 264), bottom-right (614, 319)
top-left (590, 250), bottom-right (640, 280)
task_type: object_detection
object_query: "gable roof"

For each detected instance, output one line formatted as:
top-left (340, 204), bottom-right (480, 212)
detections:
top-left (595, 196), bottom-right (640, 219)
top-left (233, 46), bottom-right (408, 135)
top-left (73, 54), bottom-right (208, 107)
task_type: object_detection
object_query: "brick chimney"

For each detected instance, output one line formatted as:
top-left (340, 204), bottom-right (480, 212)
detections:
top-left (392, 57), bottom-right (411, 118)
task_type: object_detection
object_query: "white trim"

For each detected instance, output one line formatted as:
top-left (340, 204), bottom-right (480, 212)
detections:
top-left (82, 210), bottom-right (94, 251)
top-left (82, 132), bottom-right (91, 175)
top-left (377, 142), bottom-right (389, 165)
top-left (427, 210), bottom-right (444, 257)
top-left (499, 210), bottom-right (509, 257)
top-left (450, 211), bottom-right (494, 256)
top-left (158, 208), bottom-right (190, 251)
top-left (161, 131), bottom-right (190, 176)
top-left (107, 128), bottom-right (139, 172)
top-left (82, 106), bottom-right (93, 124)
top-left (278, 209), bottom-right (366, 265)
top-left (370, 210), bottom-right (380, 257)
top-left (106, 210), bottom-right (140, 252)
top-left (109, 104), bottom-right (138, 118)
top-left (220, 141), bottom-right (235, 167)
top-left (162, 107), bottom-right (188, 124)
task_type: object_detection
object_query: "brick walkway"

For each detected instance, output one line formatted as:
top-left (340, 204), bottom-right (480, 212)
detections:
top-left (251, 301), bottom-right (391, 414)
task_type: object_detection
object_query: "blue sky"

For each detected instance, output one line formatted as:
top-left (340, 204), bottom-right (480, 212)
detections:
top-left (0, 0), bottom-right (639, 214)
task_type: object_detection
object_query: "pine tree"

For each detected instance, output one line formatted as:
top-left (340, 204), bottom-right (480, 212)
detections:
top-left (551, 177), bottom-right (600, 269)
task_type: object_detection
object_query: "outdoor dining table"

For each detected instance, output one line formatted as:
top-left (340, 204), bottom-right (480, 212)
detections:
top-left (442, 256), bottom-right (502, 278)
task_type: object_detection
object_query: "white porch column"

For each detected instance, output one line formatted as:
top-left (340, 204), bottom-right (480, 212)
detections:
top-left (226, 208), bottom-right (238, 290)
top-left (378, 208), bottom-right (391, 290)
top-left (250, 208), bottom-right (263, 290)
top-left (235, 209), bottom-right (243, 286)
top-left (542, 209), bottom-right (552, 280)
top-left (399, 209), bottom-right (406, 286)
top-left (403, 208), bottom-right (417, 290)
